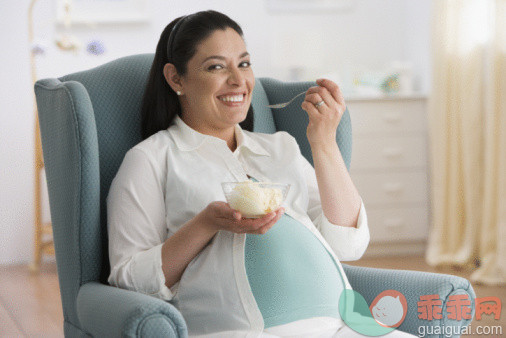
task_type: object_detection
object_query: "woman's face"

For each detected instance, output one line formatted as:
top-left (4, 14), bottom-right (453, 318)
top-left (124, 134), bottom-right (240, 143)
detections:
top-left (178, 28), bottom-right (255, 134)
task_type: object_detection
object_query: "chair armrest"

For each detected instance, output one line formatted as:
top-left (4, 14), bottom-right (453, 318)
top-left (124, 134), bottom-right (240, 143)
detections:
top-left (341, 264), bottom-right (476, 336)
top-left (76, 282), bottom-right (187, 338)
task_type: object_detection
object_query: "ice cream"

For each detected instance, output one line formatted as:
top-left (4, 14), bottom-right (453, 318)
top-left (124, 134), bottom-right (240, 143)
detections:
top-left (228, 181), bottom-right (283, 218)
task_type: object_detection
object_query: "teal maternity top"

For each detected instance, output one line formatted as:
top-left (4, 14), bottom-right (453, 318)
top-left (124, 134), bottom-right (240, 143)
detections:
top-left (244, 178), bottom-right (345, 328)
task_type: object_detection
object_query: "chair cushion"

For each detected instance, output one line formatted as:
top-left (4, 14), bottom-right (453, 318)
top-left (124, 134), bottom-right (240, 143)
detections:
top-left (59, 54), bottom-right (153, 282)
top-left (251, 80), bottom-right (276, 133)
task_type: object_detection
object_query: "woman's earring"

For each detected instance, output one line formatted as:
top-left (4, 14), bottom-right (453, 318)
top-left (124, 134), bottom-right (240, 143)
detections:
top-left (176, 91), bottom-right (182, 96)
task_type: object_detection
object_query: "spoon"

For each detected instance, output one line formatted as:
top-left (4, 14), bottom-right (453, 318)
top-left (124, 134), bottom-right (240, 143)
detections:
top-left (266, 91), bottom-right (306, 109)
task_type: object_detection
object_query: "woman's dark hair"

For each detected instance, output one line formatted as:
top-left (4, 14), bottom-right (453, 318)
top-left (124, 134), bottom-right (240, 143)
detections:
top-left (140, 10), bottom-right (254, 140)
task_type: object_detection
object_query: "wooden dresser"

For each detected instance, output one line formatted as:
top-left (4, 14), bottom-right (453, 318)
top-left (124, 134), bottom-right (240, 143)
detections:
top-left (346, 95), bottom-right (429, 256)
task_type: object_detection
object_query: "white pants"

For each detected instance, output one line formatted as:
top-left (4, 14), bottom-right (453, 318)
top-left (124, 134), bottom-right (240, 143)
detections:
top-left (262, 317), bottom-right (417, 338)
top-left (191, 317), bottom-right (418, 338)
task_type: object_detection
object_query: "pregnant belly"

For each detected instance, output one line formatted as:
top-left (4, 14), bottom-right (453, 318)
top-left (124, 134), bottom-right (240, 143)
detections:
top-left (245, 213), bottom-right (345, 328)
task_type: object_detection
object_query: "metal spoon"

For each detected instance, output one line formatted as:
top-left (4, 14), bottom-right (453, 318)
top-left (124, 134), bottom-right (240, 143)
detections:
top-left (266, 91), bottom-right (306, 109)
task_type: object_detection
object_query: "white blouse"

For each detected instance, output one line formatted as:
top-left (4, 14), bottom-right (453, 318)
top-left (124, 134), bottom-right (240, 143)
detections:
top-left (107, 115), bottom-right (370, 337)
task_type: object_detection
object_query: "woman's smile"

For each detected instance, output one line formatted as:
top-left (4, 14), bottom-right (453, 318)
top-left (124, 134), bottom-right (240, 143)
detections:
top-left (217, 92), bottom-right (247, 106)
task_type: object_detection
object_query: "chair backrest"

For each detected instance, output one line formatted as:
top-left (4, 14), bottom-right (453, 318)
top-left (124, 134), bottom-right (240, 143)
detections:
top-left (34, 53), bottom-right (352, 326)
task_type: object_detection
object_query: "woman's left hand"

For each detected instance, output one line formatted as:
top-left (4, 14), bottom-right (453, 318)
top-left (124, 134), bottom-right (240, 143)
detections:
top-left (301, 78), bottom-right (346, 148)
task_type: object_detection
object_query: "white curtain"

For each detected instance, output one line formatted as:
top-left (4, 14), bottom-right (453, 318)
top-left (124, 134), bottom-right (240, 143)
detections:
top-left (426, 0), bottom-right (506, 285)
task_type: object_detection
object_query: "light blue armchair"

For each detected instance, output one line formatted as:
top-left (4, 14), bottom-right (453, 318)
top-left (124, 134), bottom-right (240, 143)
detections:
top-left (34, 54), bottom-right (475, 337)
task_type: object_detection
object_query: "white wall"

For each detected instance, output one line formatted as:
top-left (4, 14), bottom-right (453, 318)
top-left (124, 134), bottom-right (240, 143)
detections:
top-left (0, 0), bottom-right (431, 265)
top-left (1, 1), bottom-right (40, 265)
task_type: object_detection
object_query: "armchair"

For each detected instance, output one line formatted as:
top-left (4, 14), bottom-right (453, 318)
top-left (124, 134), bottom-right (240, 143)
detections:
top-left (34, 54), bottom-right (475, 337)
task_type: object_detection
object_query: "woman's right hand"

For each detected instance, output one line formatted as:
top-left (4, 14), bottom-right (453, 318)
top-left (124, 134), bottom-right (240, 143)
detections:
top-left (198, 201), bottom-right (284, 235)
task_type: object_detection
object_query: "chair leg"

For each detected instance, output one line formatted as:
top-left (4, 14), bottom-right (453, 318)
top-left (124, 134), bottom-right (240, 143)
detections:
top-left (30, 117), bottom-right (54, 272)
top-left (30, 159), bottom-right (43, 273)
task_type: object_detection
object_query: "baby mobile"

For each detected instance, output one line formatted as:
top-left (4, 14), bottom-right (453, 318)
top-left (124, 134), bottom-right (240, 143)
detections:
top-left (30, 0), bottom-right (106, 59)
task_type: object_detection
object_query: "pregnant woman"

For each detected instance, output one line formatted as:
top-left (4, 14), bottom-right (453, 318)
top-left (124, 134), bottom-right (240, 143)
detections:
top-left (107, 10), bottom-right (415, 338)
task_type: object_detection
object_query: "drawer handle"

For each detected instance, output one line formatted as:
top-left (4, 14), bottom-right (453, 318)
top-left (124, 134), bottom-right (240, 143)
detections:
top-left (382, 147), bottom-right (404, 158)
top-left (383, 183), bottom-right (404, 194)
top-left (384, 218), bottom-right (404, 229)
top-left (383, 113), bottom-right (402, 123)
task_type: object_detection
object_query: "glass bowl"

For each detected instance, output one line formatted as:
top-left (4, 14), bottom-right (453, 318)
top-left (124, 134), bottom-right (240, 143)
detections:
top-left (221, 181), bottom-right (291, 218)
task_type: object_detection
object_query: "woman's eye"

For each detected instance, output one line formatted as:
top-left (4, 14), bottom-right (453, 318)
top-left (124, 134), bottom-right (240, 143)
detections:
top-left (208, 64), bottom-right (224, 71)
top-left (240, 61), bottom-right (251, 68)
